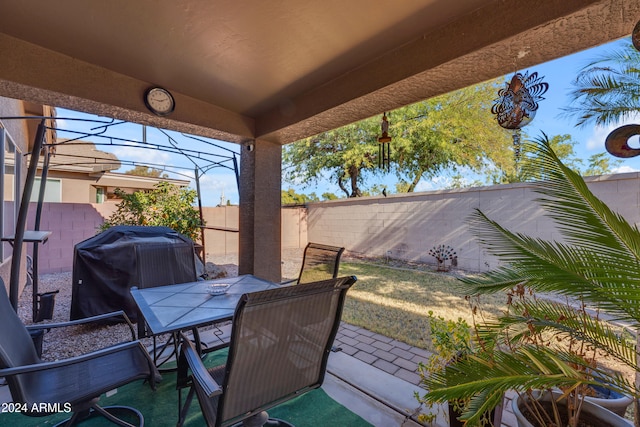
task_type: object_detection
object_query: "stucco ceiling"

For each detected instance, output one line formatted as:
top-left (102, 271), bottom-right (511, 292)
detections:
top-left (0, 0), bottom-right (638, 144)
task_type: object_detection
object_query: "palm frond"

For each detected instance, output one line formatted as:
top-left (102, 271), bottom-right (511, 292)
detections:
top-left (478, 300), bottom-right (639, 371)
top-left (433, 135), bottom-right (640, 425)
top-left (562, 41), bottom-right (640, 127)
top-left (529, 137), bottom-right (640, 256)
top-left (579, 42), bottom-right (640, 71)
top-left (459, 136), bottom-right (640, 322)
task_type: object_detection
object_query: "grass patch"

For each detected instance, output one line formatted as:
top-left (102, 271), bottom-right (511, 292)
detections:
top-left (339, 262), bottom-right (507, 350)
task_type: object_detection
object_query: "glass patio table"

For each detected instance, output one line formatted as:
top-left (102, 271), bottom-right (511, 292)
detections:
top-left (130, 275), bottom-right (280, 335)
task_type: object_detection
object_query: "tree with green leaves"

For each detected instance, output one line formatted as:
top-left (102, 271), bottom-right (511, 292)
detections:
top-left (125, 165), bottom-right (168, 178)
top-left (283, 79), bottom-right (517, 196)
top-left (281, 188), bottom-right (319, 205)
top-left (283, 117), bottom-right (380, 197)
top-left (563, 39), bottom-right (640, 128)
top-left (391, 80), bottom-right (515, 191)
top-left (499, 133), bottom-right (620, 181)
top-left (514, 133), bottom-right (582, 181)
top-left (100, 181), bottom-right (201, 241)
top-left (583, 152), bottom-right (622, 176)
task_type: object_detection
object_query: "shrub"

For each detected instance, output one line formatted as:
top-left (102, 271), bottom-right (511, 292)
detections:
top-left (99, 182), bottom-right (202, 241)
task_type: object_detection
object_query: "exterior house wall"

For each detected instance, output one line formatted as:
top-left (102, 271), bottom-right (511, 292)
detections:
top-left (0, 98), bottom-right (31, 295)
top-left (40, 170), bottom-right (190, 204)
top-left (24, 170), bottom-right (98, 203)
top-left (0, 171), bottom-right (96, 203)
top-left (53, 171), bottom-right (98, 203)
top-left (306, 173), bottom-right (640, 272)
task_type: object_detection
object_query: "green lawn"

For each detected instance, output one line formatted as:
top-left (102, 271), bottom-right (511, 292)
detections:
top-left (339, 262), bottom-right (507, 350)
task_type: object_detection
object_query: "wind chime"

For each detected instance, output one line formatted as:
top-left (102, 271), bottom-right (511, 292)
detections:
top-left (491, 70), bottom-right (549, 167)
top-left (378, 112), bottom-right (392, 170)
top-left (604, 20), bottom-right (640, 158)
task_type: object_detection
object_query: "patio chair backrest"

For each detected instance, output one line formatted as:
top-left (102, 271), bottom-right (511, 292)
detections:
top-left (223, 276), bottom-right (355, 423)
top-left (135, 241), bottom-right (198, 288)
top-left (134, 241), bottom-right (198, 338)
top-left (297, 242), bottom-right (345, 284)
top-left (192, 275), bottom-right (356, 426)
top-left (0, 278), bottom-right (43, 400)
top-left (0, 279), bottom-right (41, 369)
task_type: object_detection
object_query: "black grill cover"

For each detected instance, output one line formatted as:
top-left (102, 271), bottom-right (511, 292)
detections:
top-left (70, 225), bottom-right (200, 321)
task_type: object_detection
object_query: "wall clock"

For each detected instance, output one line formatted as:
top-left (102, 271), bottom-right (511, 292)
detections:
top-left (144, 87), bottom-right (175, 116)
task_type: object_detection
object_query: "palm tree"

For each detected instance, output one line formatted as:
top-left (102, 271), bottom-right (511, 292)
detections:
top-left (420, 135), bottom-right (640, 426)
top-left (562, 39), bottom-right (640, 128)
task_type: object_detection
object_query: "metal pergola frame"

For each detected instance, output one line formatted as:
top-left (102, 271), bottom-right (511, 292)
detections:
top-left (0, 114), bottom-right (241, 320)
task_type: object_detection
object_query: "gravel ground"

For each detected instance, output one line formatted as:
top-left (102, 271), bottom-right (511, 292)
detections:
top-left (17, 248), bottom-right (305, 361)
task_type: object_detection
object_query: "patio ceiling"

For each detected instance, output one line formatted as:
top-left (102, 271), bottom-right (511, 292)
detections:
top-left (0, 0), bottom-right (638, 145)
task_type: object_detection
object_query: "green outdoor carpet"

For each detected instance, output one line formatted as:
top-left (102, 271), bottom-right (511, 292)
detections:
top-left (0, 349), bottom-right (372, 426)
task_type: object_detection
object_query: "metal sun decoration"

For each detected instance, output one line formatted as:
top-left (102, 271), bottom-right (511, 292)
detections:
top-left (378, 112), bottom-right (392, 170)
top-left (604, 20), bottom-right (640, 159)
top-left (428, 244), bottom-right (457, 272)
top-left (491, 71), bottom-right (549, 164)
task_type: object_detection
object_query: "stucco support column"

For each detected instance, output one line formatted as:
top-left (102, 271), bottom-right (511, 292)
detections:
top-left (238, 139), bottom-right (281, 282)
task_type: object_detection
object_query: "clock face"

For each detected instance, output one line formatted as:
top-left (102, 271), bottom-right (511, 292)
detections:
top-left (144, 87), bottom-right (175, 116)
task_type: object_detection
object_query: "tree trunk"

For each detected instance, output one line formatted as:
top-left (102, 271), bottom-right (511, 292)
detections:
top-left (337, 172), bottom-right (350, 198)
top-left (407, 171), bottom-right (424, 193)
top-left (349, 165), bottom-right (362, 197)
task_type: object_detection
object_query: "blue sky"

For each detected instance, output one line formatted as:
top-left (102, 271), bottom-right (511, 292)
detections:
top-left (404, 34), bottom-right (640, 193)
top-left (56, 35), bottom-right (638, 205)
top-left (523, 37), bottom-right (639, 170)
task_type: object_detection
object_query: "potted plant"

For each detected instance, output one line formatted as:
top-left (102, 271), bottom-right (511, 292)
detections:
top-left (420, 136), bottom-right (639, 427)
top-left (416, 312), bottom-right (502, 426)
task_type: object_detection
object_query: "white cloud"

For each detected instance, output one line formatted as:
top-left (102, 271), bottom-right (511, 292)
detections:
top-left (197, 172), bottom-right (239, 205)
top-left (111, 144), bottom-right (171, 166)
top-left (414, 175), bottom-right (455, 192)
top-left (585, 126), bottom-right (613, 151)
top-left (612, 165), bottom-right (639, 174)
top-left (414, 180), bottom-right (436, 192)
top-left (55, 118), bottom-right (69, 129)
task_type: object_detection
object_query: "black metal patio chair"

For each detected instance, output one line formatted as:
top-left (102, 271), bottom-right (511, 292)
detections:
top-left (283, 242), bottom-right (345, 285)
top-left (133, 241), bottom-right (206, 367)
top-left (0, 278), bottom-right (160, 427)
top-left (177, 275), bottom-right (357, 427)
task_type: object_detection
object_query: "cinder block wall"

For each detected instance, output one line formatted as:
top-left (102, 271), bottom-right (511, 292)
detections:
top-left (25, 202), bottom-right (116, 274)
top-left (306, 173), bottom-right (640, 272)
top-left (22, 172), bottom-right (640, 275)
top-left (26, 204), bottom-right (307, 274)
top-left (201, 206), bottom-right (240, 257)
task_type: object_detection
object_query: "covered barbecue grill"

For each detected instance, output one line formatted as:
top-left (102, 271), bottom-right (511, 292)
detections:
top-left (70, 225), bottom-right (201, 321)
